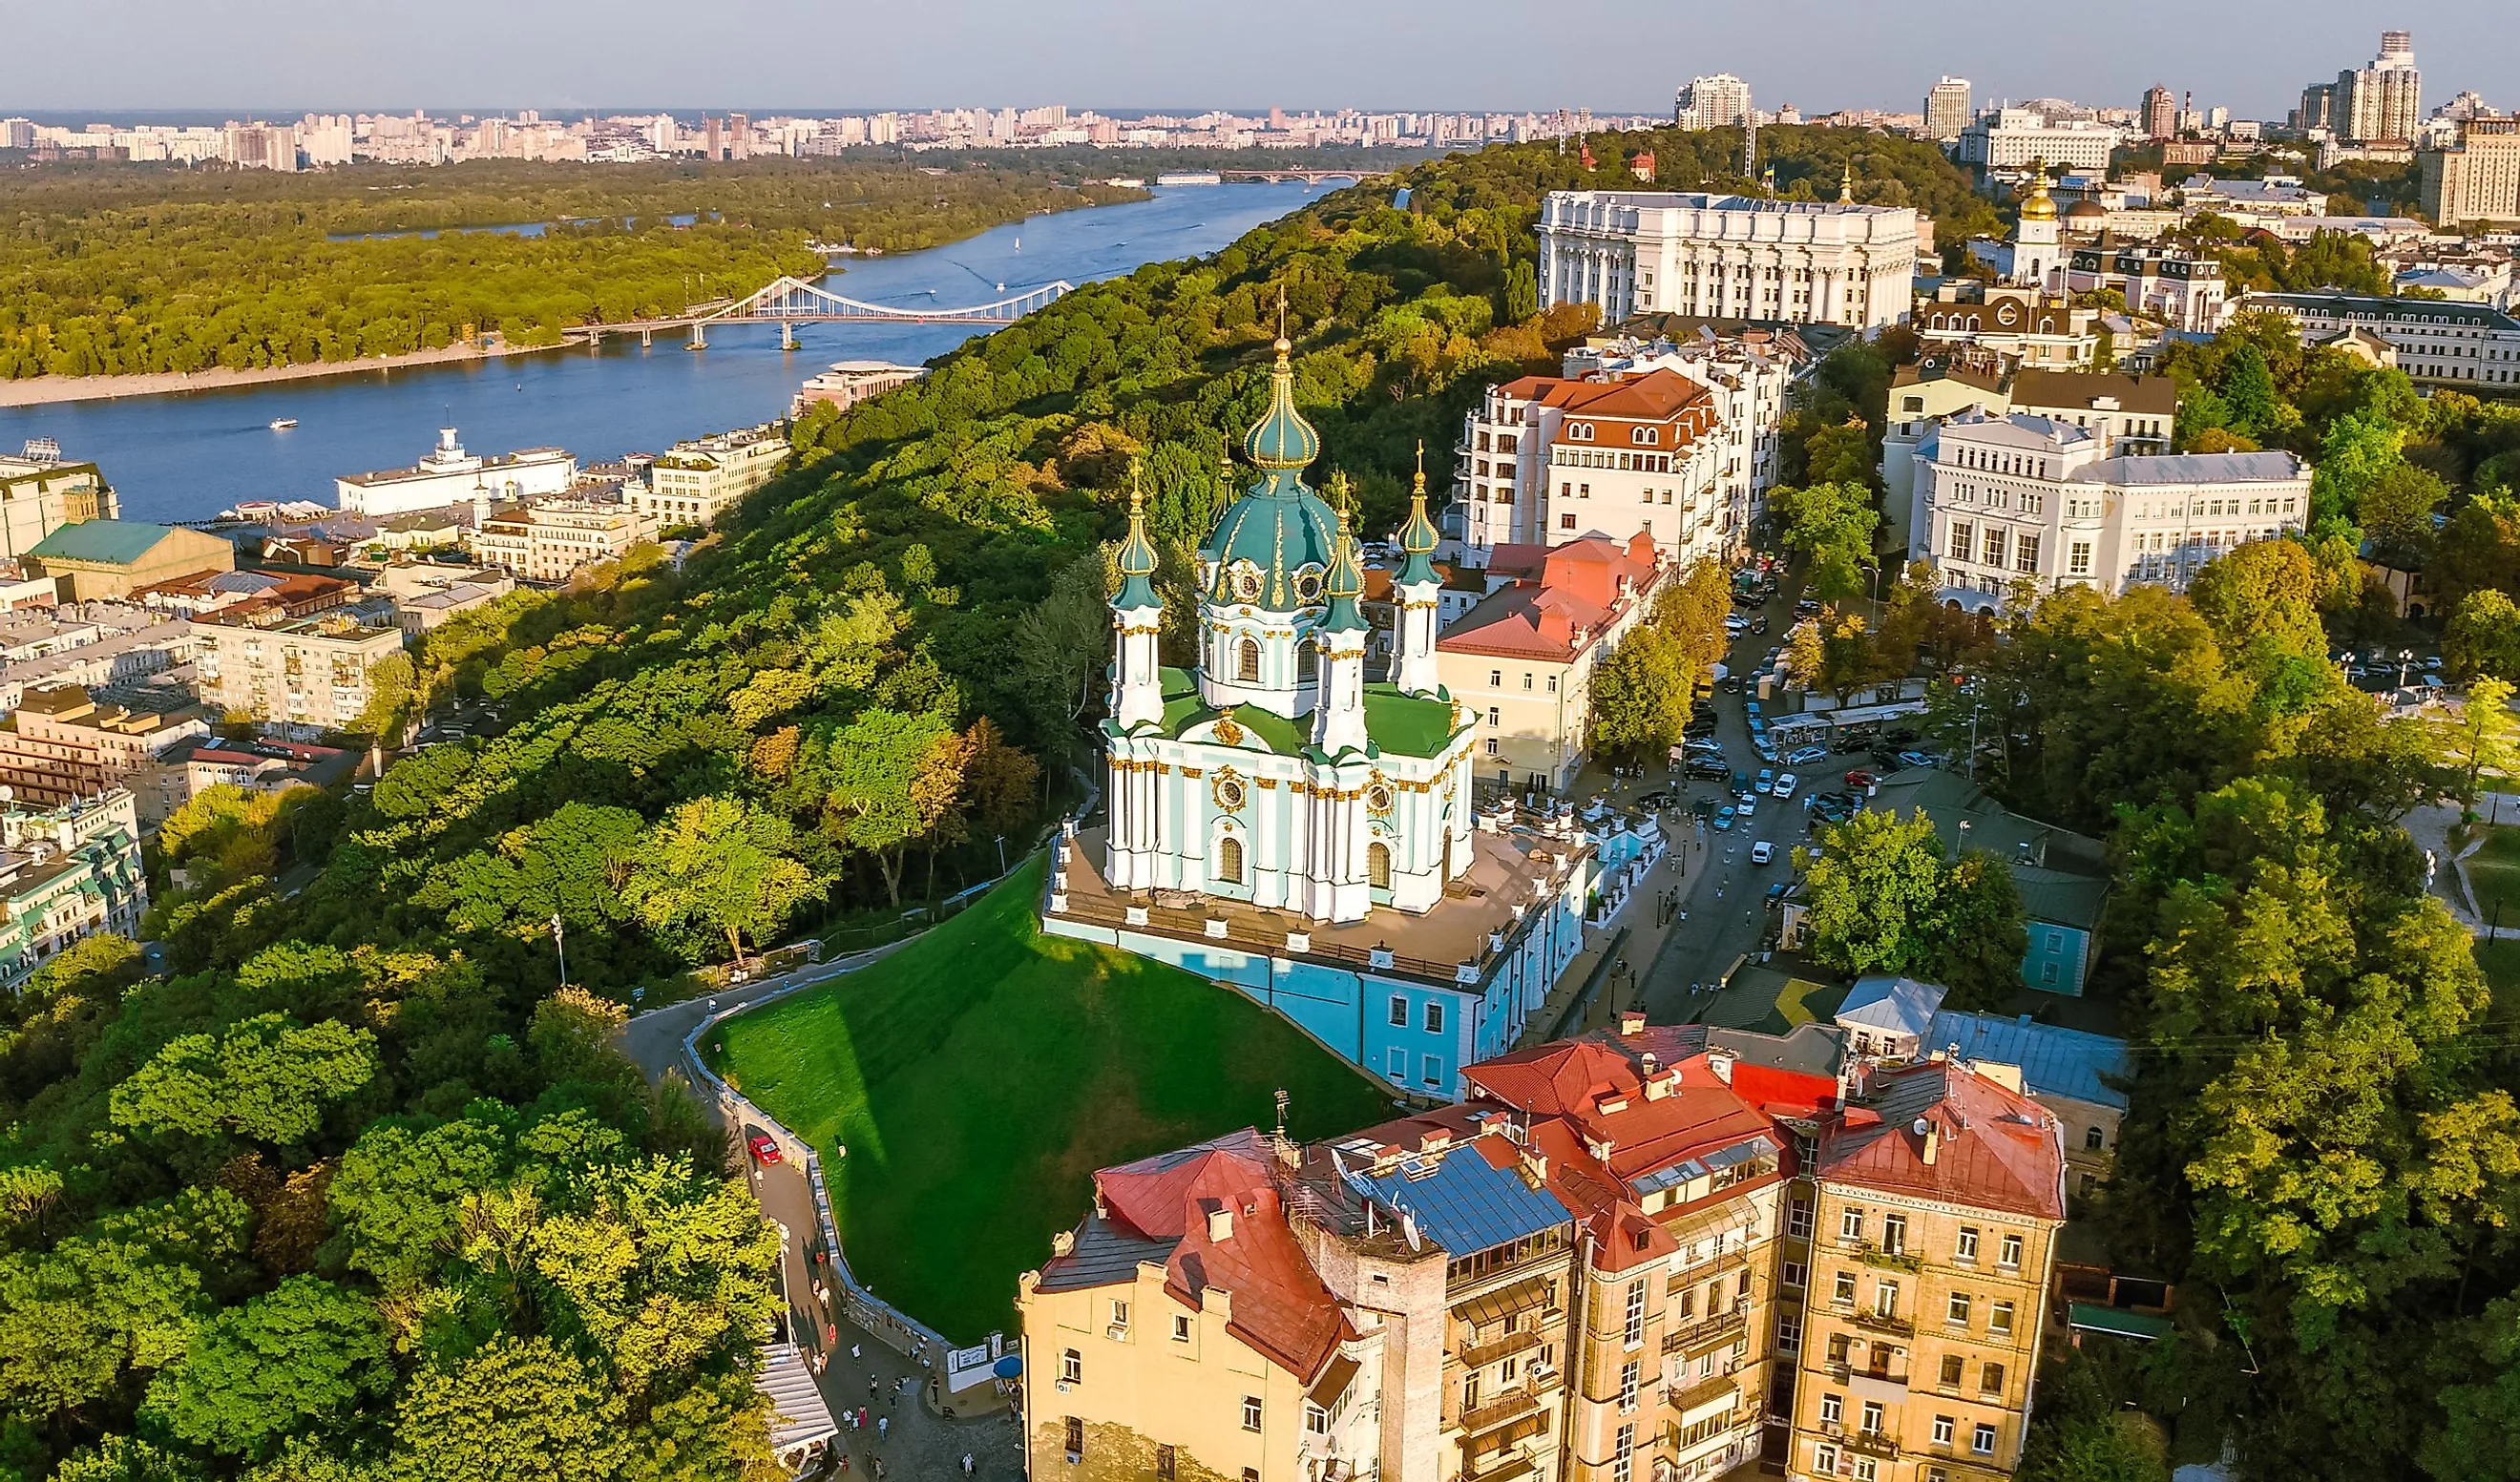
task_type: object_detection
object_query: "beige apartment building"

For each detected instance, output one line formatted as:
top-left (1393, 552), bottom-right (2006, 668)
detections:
top-left (2422, 119), bottom-right (2520, 227)
top-left (191, 612), bottom-right (406, 733)
top-left (630, 421), bottom-right (790, 529)
top-left (0, 449), bottom-right (119, 562)
top-left (471, 499), bottom-right (659, 583)
top-left (0, 685), bottom-right (208, 825)
top-left (1436, 533), bottom-right (1670, 793)
top-left (1789, 1061), bottom-right (2066, 1482)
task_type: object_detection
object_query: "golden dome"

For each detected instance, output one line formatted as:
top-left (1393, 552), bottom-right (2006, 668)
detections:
top-left (2020, 158), bottom-right (2058, 221)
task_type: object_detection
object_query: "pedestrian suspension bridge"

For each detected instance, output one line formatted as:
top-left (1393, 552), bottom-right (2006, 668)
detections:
top-left (579, 276), bottom-right (1076, 349)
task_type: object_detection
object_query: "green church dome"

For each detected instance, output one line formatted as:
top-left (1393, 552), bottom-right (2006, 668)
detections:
top-left (1199, 331), bottom-right (1340, 611)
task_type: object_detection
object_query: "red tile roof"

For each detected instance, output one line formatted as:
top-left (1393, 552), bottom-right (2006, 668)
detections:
top-left (1093, 1129), bottom-right (1354, 1383)
top-left (1817, 1062), bottom-right (2066, 1221)
top-left (1439, 533), bottom-right (1662, 663)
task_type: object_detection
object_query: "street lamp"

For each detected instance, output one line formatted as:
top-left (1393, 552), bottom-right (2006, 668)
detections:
top-left (550, 912), bottom-right (567, 988)
top-left (2399, 649), bottom-right (2416, 689)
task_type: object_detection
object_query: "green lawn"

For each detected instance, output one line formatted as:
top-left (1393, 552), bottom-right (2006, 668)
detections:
top-left (705, 856), bottom-right (1394, 1343)
top-left (2465, 826), bottom-right (2520, 932)
top-left (2474, 935), bottom-right (2520, 1025)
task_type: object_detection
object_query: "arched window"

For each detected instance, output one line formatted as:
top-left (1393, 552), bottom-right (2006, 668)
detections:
top-left (1236, 637), bottom-right (1261, 683)
top-left (1368, 842), bottom-right (1393, 891)
top-left (1216, 835), bottom-right (1245, 884)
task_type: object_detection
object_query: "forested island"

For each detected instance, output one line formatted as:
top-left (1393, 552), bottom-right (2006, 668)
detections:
top-left (0, 157), bottom-right (1149, 380)
top-left (5, 124), bottom-right (2519, 1481)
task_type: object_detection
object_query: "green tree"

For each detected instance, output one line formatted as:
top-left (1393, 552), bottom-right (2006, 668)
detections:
top-left (622, 795), bottom-right (819, 965)
top-left (143, 1278), bottom-right (392, 1458)
top-left (1586, 628), bottom-right (1689, 764)
top-left (2443, 589), bottom-right (2520, 682)
top-left (1768, 481), bottom-right (1880, 601)
top-left (2308, 409), bottom-right (2405, 534)
top-left (1503, 260), bottom-right (1539, 323)
top-left (1799, 810), bottom-right (1947, 976)
top-left (809, 707), bottom-right (966, 908)
top-left (1651, 560), bottom-right (1733, 680)
top-left (1925, 852), bottom-right (2030, 1011)
top-left (109, 1014), bottom-right (378, 1146)
top-left (2358, 462), bottom-right (2447, 565)
top-left (326, 1117), bottom-right (508, 1288)
top-left (391, 1336), bottom-right (633, 1482)
top-left (2219, 342), bottom-right (2280, 440)
top-left (2436, 676), bottom-right (2520, 805)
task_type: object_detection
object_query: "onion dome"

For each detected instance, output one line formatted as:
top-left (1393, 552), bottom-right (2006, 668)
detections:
top-left (1243, 333), bottom-right (1321, 470)
top-left (1838, 162), bottom-right (1855, 204)
top-left (1113, 467), bottom-right (1161, 612)
top-left (1318, 479), bottom-right (1371, 637)
top-left (1198, 295), bottom-right (1341, 612)
top-left (2020, 158), bottom-right (2058, 221)
top-left (1395, 442), bottom-right (1441, 588)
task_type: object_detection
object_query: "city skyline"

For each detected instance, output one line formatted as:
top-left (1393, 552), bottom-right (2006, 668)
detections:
top-left (1, 0), bottom-right (2508, 120)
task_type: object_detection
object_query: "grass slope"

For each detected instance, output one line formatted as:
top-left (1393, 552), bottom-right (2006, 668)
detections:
top-left (706, 856), bottom-right (1394, 1342)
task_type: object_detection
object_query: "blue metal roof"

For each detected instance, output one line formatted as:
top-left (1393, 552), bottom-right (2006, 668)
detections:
top-left (1339, 1141), bottom-right (1571, 1256)
top-left (1926, 1011), bottom-right (2130, 1110)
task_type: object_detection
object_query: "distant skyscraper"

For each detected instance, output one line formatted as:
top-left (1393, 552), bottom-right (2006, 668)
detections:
top-left (1925, 77), bottom-right (1973, 140)
top-left (2337, 31), bottom-right (2423, 143)
top-left (2141, 85), bottom-right (2178, 140)
top-left (1672, 74), bottom-right (1754, 131)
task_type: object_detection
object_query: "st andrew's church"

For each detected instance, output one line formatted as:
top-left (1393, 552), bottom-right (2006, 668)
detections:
top-left (1102, 327), bottom-right (1480, 925)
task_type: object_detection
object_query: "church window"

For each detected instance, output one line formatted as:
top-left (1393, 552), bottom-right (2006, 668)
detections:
top-left (1371, 843), bottom-right (1394, 892)
top-left (1215, 835), bottom-right (1246, 884)
top-left (1236, 638), bottom-right (1261, 683)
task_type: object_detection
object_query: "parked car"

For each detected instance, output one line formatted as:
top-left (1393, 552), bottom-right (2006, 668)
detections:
top-left (1785, 744), bottom-right (1829, 766)
top-left (1686, 758), bottom-right (1730, 780)
top-left (1750, 841), bottom-right (1776, 866)
top-left (1685, 718), bottom-right (1719, 739)
top-left (1772, 772), bottom-right (1800, 799)
top-left (1684, 737), bottom-right (1724, 756)
top-left (1745, 700), bottom-right (1763, 720)
top-left (1765, 881), bottom-right (1792, 907)
top-left (1794, 598), bottom-right (1821, 617)
top-left (1713, 805), bottom-right (1736, 831)
top-left (1755, 767), bottom-right (1775, 792)
top-left (1752, 616), bottom-right (1770, 635)
top-left (1753, 739), bottom-right (1779, 762)
top-left (1735, 797), bottom-right (1758, 824)
top-left (1725, 615), bottom-right (1751, 634)
top-left (1844, 769), bottom-right (1876, 788)
top-left (1897, 748), bottom-right (1941, 770)
top-left (1718, 675), bottom-right (1746, 694)
top-left (747, 1134), bottom-right (782, 1165)
top-left (1691, 795), bottom-right (1719, 819)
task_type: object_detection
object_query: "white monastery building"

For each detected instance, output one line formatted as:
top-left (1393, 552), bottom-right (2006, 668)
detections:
top-left (1537, 183), bottom-right (1920, 331)
top-left (335, 427), bottom-right (578, 517)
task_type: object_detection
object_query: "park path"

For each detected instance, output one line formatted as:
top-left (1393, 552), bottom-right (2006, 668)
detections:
top-left (617, 941), bottom-right (1027, 1480)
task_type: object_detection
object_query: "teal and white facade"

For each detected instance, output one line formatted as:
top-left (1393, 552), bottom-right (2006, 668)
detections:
top-left (0, 787), bottom-right (145, 991)
top-left (1103, 334), bottom-right (1480, 925)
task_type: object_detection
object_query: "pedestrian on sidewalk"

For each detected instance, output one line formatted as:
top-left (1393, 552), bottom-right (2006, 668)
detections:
top-left (851, 1344), bottom-right (861, 1362)
top-left (962, 1456), bottom-right (976, 1475)
top-left (877, 1416), bottom-right (889, 1439)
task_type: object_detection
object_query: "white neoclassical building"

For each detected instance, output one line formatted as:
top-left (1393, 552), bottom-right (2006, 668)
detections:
top-left (1537, 182), bottom-right (1921, 330)
top-left (1102, 334), bottom-right (1478, 924)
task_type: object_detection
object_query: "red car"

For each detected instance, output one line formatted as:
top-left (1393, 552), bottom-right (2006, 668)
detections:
top-left (1843, 769), bottom-right (1877, 789)
top-left (747, 1134), bottom-right (782, 1165)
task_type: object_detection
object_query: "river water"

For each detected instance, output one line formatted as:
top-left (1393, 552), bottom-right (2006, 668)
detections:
top-left (0, 182), bottom-right (1318, 523)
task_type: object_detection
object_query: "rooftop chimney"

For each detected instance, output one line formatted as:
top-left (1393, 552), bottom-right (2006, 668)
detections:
top-left (1619, 1010), bottom-right (1648, 1036)
top-left (1206, 1202), bottom-right (1234, 1242)
top-left (1917, 1118), bottom-right (1941, 1165)
top-left (1706, 1047), bottom-right (1736, 1085)
top-left (1052, 1230), bottom-right (1077, 1257)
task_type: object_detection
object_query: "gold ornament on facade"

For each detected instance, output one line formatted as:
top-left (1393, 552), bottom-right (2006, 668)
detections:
top-left (1213, 710), bottom-right (1246, 746)
top-left (1366, 769), bottom-right (1396, 816)
top-left (1211, 767), bottom-right (1248, 811)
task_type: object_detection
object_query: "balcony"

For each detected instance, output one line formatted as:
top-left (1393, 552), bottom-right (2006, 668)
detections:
top-left (1457, 1388), bottom-right (1543, 1436)
top-left (1668, 1371), bottom-right (1739, 1414)
top-left (1664, 1305), bottom-right (1747, 1356)
top-left (1843, 1427), bottom-right (1900, 1461)
top-left (1850, 1308), bottom-right (1915, 1338)
top-left (1856, 1245), bottom-right (1922, 1274)
top-left (1460, 1326), bottom-right (1543, 1371)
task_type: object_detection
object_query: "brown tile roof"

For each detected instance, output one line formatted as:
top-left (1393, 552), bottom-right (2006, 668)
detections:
top-left (1818, 1061), bottom-right (2066, 1221)
top-left (2010, 368), bottom-right (2177, 418)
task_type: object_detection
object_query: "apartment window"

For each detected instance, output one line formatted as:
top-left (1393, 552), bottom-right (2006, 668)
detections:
top-left (1157, 1444), bottom-right (1179, 1479)
top-left (1820, 1393), bottom-right (1843, 1427)
top-left (1561, 512), bottom-right (1577, 530)
top-left (1853, 1460), bottom-right (1878, 1482)
top-left (1955, 1227), bottom-right (1980, 1263)
top-left (1782, 1261), bottom-right (1807, 1290)
top-left (1924, 1470), bottom-right (1950, 1482)
top-left (2068, 540), bottom-right (2092, 575)
top-left (1305, 1402), bottom-right (1330, 1436)
top-left (1860, 1400), bottom-right (1884, 1435)
top-left (1424, 1001), bottom-right (1445, 1034)
top-left (1982, 1362), bottom-right (2006, 1395)
top-left (1490, 670), bottom-right (1502, 686)
top-left (1614, 1423), bottom-right (1636, 1482)
top-left (1947, 1292), bottom-right (1971, 1326)
top-left (1463, 1374), bottom-right (1480, 1410)
top-left (1981, 527), bottom-right (2007, 568)
top-left (1777, 1311), bottom-right (1802, 1354)
top-left (1619, 1359), bottom-right (1641, 1413)
top-left (1934, 1414), bottom-right (1955, 1447)
top-left (2015, 532), bottom-right (2041, 571)
top-left (1388, 995), bottom-right (1408, 1027)
top-left (1546, 676), bottom-right (1558, 694)
top-left (1522, 672), bottom-right (1533, 690)
top-left (1677, 1284), bottom-right (1695, 1319)
top-left (1487, 708), bottom-right (1500, 726)
top-left (1173, 1314), bottom-right (1192, 1343)
top-left (1109, 1299), bottom-right (1130, 1333)
top-left (1788, 1200), bottom-right (1813, 1240)
top-left (1947, 522), bottom-right (1974, 561)
top-left (1941, 1353), bottom-right (1964, 1388)
top-left (1991, 1301), bottom-right (2016, 1337)
top-left (1485, 739), bottom-right (1499, 756)
top-left (2086, 1125), bottom-right (2107, 1150)
top-left (1242, 1395), bottom-right (1263, 1432)
top-left (1881, 1215), bottom-right (1906, 1254)
top-left (1875, 1281), bottom-right (1900, 1319)
top-left (1063, 1416), bottom-right (1083, 1460)
top-left (1060, 1348), bottom-right (1082, 1385)
top-left (1834, 1272), bottom-right (1857, 1305)
top-left (1973, 1424), bottom-right (1998, 1456)
top-left (1840, 1207), bottom-right (1864, 1242)
top-left (2000, 1234), bottom-right (2024, 1270)
top-left (1815, 1444), bottom-right (1840, 1476)
top-left (1624, 1278), bottom-right (1648, 1346)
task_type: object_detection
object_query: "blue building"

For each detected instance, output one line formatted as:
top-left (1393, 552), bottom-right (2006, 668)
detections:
top-left (1861, 768), bottom-right (2108, 995)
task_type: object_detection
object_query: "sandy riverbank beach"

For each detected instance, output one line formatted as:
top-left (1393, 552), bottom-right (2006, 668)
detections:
top-left (0, 340), bottom-right (562, 408)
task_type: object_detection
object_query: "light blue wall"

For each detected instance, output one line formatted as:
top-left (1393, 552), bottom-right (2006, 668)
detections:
top-left (2021, 918), bottom-right (2090, 997)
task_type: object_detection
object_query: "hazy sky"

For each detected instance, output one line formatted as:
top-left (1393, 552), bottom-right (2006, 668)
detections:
top-left (2, 0), bottom-right (2509, 120)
